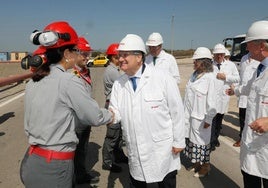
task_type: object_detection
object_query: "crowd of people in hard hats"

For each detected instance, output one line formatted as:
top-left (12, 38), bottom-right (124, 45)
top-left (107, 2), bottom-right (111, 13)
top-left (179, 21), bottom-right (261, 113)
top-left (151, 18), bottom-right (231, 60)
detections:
top-left (19, 20), bottom-right (268, 188)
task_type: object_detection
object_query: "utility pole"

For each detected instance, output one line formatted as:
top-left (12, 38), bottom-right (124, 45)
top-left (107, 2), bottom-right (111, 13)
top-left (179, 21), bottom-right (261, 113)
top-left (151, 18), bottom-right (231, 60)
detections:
top-left (191, 40), bottom-right (194, 56)
top-left (171, 15), bottom-right (174, 55)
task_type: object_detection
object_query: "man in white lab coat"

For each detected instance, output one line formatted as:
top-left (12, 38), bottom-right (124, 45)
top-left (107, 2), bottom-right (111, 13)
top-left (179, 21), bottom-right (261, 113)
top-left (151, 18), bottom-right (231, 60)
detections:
top-left (109, 34), bottom-right (185, 188)
top-left (233, 53), bottom-right (260, 147)
top-left (145, 32), bottom-right (181, 84)
top-left (210, 43), bottom-right (240, 151)
top-left (227, 20), bottom-right (268, 188)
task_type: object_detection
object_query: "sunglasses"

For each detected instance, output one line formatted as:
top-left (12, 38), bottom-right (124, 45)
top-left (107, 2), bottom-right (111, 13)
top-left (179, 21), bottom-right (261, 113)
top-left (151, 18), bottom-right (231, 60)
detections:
top-left (118, 51), bottom-right (141, 58)
top-left (71, 48), bottom-right (91, 57)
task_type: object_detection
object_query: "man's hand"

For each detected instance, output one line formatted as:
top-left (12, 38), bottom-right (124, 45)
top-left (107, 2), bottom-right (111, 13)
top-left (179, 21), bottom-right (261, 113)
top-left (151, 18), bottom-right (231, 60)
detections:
top-left (172, 147), bottom-right (184, 155)
top-left (107, 108), bottom-right (115, 125)
top-left (226, 84), bottom-right (235, 96)
top-left (216, 73), bottom-right (226, 80)
top-left (249, 117), bottom-right (268, 134)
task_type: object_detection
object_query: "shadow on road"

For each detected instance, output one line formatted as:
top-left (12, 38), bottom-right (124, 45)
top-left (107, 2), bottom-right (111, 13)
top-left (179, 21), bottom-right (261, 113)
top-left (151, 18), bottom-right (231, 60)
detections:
top-left (87, 142), bottom-right (101, 171)
top-left (199, 164), bottom-right (240, 188)
top-left (221, 124), bottom-right (240, 142)
top-left (181, 154), bottom-right (240, 188)
top-left (221, 111), bottom-right (240, 142)
top-left (106, 163), bottom-right (130, 188)
top-left (76, 142), bottom-right (130, 188)
top-left (0, 112), bottom-right (15, 125)
top-left (224, 111), bottom-right (239, 126)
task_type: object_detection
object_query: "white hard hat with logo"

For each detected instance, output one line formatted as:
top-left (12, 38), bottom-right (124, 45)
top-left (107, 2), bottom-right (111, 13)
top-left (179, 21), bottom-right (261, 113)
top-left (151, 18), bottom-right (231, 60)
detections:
top-left (192, 47), bottom-right (212, 60)
top-left (242, 20), bottom-right (268, 43)
top-left (146, 32), bottom-right (163, 46)
top-left (118, 34), bottom-right (146, 53)
top-left (212, 43), bottom-right (226, 54)
top-left (225, 49), bottom-right (231, 56)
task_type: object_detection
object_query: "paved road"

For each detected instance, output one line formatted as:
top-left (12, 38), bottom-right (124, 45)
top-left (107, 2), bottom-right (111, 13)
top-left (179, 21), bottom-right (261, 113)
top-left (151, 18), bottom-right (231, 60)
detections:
top-left (0, 59), bottom-right (243, 188)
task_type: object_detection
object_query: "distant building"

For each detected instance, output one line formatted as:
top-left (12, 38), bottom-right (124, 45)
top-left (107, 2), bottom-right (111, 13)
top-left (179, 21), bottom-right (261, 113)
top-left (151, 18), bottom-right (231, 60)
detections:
top-left (0, 52), bottom-right (9, 61)
top-left (10, 52), bottom-right (28, 62)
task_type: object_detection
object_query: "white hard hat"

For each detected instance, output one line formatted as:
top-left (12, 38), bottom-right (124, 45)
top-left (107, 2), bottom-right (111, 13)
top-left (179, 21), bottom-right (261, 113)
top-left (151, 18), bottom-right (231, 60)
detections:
top-left (212, 43), bottom-right (226, 54)
top-left (242, 20), bottom-right (268, 43)
top-left (118, 34), bottom-right (146, 53)
top-left (146, 32), bottom-right (163, 46)
top-left (192, 47), bottom-right (212, 60)
top-left (225, 49), bottom-right (231, 56)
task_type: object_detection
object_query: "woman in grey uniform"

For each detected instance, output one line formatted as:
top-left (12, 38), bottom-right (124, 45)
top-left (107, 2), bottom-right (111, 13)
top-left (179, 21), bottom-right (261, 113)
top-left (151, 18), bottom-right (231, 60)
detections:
top-left (20, 21), bottom-right (113, 188)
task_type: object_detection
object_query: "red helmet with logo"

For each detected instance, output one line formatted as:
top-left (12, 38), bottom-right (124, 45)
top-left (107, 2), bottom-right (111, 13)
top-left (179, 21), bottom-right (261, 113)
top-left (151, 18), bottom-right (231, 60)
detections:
top-left (77, 37), bottom-right (92, 51)
top-left (106, 43), bottom-right (119, 55)
top-left (40, 21), bottom-right (78, 49)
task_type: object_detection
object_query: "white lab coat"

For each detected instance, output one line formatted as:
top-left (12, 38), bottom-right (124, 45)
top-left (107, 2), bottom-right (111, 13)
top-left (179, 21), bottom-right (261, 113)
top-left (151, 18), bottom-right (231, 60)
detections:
top-left (235, 57), bottom-right (268, 179)
top-left (213, 60), bottom-right (240, 113)
top-left (184, 72), bottom-right (217, 145)
top-left (145, 50), bottom-right (181, 84)
top-left (109, 66), bottom-right (185, 183)
top-left (237, 55), bottom-right (260, 108)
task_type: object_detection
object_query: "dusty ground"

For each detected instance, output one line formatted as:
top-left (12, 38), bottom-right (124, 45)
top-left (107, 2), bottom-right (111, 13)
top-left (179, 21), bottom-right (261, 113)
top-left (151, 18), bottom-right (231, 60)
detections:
top-left (0, 62), bottom-right (29, 78)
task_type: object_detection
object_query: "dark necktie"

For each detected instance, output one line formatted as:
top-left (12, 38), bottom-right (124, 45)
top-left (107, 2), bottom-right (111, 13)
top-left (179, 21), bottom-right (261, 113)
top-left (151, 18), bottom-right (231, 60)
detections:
top-left (130, 77), bottom-right (137, 91)
top-left (153, 56), bottom-right (157, 65)
top-left (217, 63), bottom-right (221, 70)
top-left (257, 64), bottom-right (264, 77)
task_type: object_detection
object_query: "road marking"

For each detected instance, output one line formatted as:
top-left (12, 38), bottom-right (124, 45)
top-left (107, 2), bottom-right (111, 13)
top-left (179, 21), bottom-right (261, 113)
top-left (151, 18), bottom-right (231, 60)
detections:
top-left (0, 92), bottom-right (25, 108)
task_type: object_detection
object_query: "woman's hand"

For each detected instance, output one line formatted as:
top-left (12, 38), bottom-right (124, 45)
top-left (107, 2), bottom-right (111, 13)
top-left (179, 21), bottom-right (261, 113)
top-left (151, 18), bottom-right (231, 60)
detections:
top-left (172, 147), bottom-right (184, 155)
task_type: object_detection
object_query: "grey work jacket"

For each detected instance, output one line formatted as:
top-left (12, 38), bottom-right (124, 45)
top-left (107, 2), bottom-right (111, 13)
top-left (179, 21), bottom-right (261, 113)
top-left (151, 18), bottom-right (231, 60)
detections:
top-left (24, 64), bottom-right (112, 152)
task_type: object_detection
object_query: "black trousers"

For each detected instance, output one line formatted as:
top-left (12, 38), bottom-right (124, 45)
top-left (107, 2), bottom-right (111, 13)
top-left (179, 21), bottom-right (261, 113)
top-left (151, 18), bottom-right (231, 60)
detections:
top-left (74, 126), bottom-right (91, 180)
top-left (242, 170), bottom-right (268, 188)
top-left (239, 108), bottom-right (246, 138)
top-left (211, 113), bottom-right (224, 144)
top-left (130, 170), bottom-right (177, 188)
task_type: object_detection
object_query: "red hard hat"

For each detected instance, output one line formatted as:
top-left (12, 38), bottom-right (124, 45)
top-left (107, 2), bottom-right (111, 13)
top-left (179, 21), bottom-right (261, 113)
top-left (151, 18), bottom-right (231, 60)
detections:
top-left (106, 43), bottom-right (119, 55)
top-left (77, 37), bottom-right (92, 51)
top-left (33, 46), bottom-right (46, 55)
top-left (42, 21), bottom-right (78, 49)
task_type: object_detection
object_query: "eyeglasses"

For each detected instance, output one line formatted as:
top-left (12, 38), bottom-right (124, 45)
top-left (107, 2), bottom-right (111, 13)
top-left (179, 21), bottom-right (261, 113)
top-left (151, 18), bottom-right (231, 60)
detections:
top-left (80, 51), bottom-right (91, 58)
top-left (71, 48), bottom-right (80, 53)
top-left (71, 48), bottom-right (91, 58)
top-left (118, 51), bottom-right (141, 58)
top-left (112, 55), bottom-right (119, 60)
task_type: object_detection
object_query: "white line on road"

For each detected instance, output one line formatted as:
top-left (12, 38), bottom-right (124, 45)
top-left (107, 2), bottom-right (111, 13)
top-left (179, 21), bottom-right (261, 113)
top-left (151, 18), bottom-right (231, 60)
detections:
top-left (0, 92), bottom-right (25, 108)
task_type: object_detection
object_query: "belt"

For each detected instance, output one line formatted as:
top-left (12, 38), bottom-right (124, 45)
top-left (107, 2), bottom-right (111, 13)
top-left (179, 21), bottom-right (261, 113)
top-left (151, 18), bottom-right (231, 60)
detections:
top-left (29, 145), bottom-right (75, 163)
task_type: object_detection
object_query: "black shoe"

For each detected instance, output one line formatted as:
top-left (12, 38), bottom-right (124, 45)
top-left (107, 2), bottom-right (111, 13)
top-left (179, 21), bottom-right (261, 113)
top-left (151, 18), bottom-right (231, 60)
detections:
top-left (76, 173), bottom-right (99, 184)
top-left (102, 163), bottom-right (122, 173)
top-left (210, 145), bottom-right (216, 151)
top-left (215, 140), bottom-right (220, 147)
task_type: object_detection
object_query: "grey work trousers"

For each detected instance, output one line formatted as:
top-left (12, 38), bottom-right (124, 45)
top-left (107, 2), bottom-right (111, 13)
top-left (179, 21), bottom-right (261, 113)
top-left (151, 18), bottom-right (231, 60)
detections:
top-left (102, 123), bottom-right (125, 165)
top-left (20, 148), bottom-right (74, 188)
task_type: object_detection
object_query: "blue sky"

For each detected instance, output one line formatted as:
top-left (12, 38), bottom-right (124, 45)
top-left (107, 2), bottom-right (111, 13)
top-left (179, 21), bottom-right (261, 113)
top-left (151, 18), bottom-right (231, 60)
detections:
top-left (0, 0), bottom-right (268, 52)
